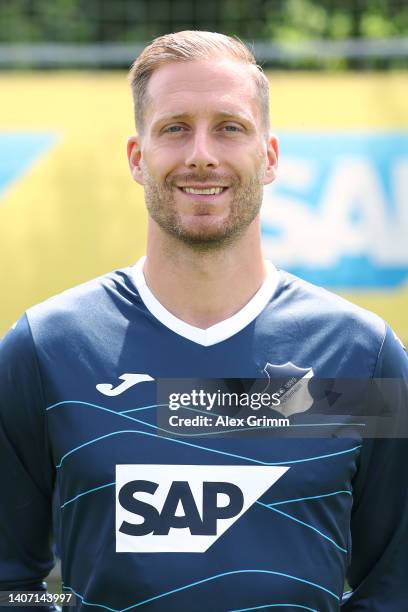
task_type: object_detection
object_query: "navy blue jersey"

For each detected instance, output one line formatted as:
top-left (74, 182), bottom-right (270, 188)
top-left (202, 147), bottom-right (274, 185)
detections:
top-left (1, 259), bottom-right (407, 612)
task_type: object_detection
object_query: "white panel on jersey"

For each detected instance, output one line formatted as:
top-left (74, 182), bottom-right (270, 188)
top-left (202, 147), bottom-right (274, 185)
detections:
top-left (116, 464), bottom-right (288, 553)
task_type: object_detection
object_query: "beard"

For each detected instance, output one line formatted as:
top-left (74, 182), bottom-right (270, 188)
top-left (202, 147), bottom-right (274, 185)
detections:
top-left (143, 169), bottom-right (264, 251)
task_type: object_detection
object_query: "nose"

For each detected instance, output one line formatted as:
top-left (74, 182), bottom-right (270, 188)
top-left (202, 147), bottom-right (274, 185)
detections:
top-left (184, 128), bottom-right (219, 170)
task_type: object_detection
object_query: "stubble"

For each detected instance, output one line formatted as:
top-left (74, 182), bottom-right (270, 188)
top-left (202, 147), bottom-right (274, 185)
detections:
top-left (143, 170), bottom-right (264, 252)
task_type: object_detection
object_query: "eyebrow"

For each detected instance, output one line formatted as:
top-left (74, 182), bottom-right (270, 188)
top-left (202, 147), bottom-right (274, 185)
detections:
top-left (152, 109), bottom-right (255, 127)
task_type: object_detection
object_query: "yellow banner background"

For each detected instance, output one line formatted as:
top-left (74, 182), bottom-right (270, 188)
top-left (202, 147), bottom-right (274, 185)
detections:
top-left (0, 72), bottom-right (407, 340)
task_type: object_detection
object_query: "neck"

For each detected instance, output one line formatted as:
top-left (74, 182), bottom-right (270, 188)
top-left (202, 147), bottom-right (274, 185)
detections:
top-left (143, 218), bottom-right (267, 329)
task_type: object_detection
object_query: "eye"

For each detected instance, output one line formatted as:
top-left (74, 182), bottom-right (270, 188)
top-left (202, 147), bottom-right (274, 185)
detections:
top-left (221, 124), bottom-right (243, 133)
top-left (164, 125), bottom-right (186, 134)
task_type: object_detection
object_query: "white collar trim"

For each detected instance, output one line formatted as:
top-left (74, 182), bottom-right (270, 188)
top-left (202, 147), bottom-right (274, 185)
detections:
top-left (131, 256), bottom-right (279, 347)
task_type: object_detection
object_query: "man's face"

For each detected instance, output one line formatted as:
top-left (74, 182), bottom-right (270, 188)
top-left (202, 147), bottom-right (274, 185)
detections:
top-left (128, 58), bottom-right (278, 249)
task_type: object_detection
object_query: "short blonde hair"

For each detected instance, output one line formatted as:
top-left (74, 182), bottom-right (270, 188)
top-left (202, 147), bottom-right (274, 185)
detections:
top-left (128, 30), bottom-right (270, 135)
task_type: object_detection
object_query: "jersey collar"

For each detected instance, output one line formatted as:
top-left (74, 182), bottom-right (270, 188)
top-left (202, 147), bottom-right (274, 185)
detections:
top-left (131, 256), bottom-right (279, 347)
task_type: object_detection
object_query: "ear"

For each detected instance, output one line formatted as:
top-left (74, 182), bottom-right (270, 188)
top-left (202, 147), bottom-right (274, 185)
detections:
top-left (263, 133), bottom-right (279, 186)
top-left (127, 135), bottom-right (144, 185)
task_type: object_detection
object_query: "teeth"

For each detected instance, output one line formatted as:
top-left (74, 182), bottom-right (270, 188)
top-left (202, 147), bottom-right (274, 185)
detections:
top-left (182, 187), bottom-right (224, 195)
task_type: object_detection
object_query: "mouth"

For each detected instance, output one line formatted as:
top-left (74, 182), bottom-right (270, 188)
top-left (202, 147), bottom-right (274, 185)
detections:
top-left (177, 185), bottom-right (229, 200)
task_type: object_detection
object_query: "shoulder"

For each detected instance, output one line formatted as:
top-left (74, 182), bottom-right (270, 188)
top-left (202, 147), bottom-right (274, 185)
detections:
top-left (24, 267), bottom-right (139, 346)
top-left (269, 269), bottom-right (390, 376)
top-left (275, 269), bottom-right (385, 336)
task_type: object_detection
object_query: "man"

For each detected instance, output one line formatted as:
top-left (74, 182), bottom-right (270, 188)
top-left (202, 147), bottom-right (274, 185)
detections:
top-left (0, 31), bottom-right (407, 612)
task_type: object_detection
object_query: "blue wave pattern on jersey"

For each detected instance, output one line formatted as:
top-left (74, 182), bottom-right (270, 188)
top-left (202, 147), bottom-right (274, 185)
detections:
top-left (62, 569), bottom-right (339, 610)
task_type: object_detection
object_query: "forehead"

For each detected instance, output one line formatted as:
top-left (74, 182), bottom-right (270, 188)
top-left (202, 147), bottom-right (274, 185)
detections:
top-left (145, 59), bottom-right (260, 124)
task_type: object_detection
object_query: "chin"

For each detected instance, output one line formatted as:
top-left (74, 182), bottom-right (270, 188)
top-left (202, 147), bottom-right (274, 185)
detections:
top-left (173, 222), bottom-right (244, 250)
top-left (152, 210), bottom-right (245, 249)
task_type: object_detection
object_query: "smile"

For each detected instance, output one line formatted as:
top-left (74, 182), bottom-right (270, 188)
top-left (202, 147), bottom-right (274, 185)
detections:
top-left (179, 187), bottom-right (227, 195)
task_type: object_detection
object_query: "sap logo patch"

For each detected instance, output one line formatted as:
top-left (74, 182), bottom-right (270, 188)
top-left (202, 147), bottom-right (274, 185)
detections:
top-left (116, 464), bottom-right (288, 553)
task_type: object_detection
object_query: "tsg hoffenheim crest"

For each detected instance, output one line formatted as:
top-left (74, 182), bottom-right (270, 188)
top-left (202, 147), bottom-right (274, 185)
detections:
top-left (262, 361), bottom-right (314, 418)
